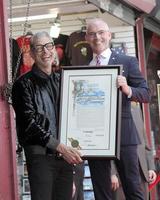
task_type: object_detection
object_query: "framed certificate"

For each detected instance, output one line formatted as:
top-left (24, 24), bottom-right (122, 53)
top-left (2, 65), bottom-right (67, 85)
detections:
top-left (22, 195), bottom-right (31, 200)
top-left (23, 162), bottom-right (28, 177)
top-left (22, 178), bottom-right (30, 194)
top-left (59, 65), bottom-right (122, 159)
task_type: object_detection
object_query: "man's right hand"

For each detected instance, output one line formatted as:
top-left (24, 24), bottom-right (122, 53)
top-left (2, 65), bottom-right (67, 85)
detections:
top-left (56, 143), bottom-right (83, 164)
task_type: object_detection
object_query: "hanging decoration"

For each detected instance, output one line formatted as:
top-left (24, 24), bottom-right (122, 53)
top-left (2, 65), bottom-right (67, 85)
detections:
top-left (3, 0), bottom-right (31, 103)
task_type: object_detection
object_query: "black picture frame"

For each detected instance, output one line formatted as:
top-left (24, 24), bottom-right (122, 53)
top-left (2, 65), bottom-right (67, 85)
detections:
top-left (59, 65), bottom-right (122, 159)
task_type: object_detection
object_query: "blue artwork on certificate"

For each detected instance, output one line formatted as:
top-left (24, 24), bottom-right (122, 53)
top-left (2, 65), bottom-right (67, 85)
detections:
top-left (72, 80), bottom-right (105, 107)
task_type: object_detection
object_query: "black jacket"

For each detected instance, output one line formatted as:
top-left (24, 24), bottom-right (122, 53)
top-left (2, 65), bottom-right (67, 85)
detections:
top-left (12, 64), bottom-right (60, 149)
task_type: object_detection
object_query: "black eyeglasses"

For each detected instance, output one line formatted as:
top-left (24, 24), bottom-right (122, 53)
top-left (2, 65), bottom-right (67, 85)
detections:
top-left (87, 30), bottom-right (108, 38)
top-left (34, 42), bottom-right (54, 53)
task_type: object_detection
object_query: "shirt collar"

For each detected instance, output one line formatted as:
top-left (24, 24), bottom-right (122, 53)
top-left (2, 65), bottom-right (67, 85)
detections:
top-left (93, 48), bottom-right (112, 59)
top-left (32, 64), bottom-right (52, 80)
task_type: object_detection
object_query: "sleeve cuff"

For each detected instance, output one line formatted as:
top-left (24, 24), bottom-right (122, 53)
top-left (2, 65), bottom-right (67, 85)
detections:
top-left (127, 86), bottom-right (132, 98)
top-left (46, 135), bottom-right (59, 150)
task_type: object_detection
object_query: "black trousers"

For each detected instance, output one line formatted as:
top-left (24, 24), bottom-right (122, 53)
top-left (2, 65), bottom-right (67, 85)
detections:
top-left (88, 146), bottom-right (145, 200)
top-left (115, 145), bottom-right (145, 200)
top-left (88, 159), bottom-right (111, 200)
top-left (25, 150), bottom-right (73, 200)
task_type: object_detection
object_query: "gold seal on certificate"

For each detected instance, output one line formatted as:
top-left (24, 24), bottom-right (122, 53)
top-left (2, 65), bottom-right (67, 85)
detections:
top-left (68, 138), bottom-right (81, 149)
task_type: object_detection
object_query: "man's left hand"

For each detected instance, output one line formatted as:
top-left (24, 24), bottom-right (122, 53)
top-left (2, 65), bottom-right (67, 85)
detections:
top-left (148, 170), bottom-right (157, 184)
top-left (117, 75), bottom-right (130, 96)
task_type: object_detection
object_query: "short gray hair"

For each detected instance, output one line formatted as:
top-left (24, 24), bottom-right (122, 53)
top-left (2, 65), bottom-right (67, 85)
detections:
top-left (86, 18), bottom-right (110, 33)
top-left (30, 31), bottom-right (53, 50)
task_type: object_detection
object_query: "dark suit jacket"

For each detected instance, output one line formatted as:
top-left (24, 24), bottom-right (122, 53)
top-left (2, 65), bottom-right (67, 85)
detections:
top-left (108, 51), bottom-right (150, 145)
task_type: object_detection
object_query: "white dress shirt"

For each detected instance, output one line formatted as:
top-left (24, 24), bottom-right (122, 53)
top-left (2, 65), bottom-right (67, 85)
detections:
top-left (89, 48), bottom-right (112, 66)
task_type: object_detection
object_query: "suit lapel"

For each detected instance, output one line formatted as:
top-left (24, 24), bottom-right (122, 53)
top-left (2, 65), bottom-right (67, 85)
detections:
top-left (108, 51), bottom-right (118, 65)
top-left (108, 51), bottom-right (125, 76)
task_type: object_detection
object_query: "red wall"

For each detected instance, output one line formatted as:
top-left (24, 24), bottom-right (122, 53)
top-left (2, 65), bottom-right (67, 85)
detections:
top-left (136, 16), bottom-right (158, 200)
top-left (0, 0), bottom-right (18, 199)
top-left (122, 0), bottom-right (156, 13)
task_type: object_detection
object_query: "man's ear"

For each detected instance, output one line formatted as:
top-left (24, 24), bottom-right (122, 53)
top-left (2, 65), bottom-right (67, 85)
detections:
top-left (108, 32), bottom-right (112, 40)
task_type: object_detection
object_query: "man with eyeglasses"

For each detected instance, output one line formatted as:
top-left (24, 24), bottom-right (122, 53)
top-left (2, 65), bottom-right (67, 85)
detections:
top-left (12, 31), bottom-right (82, 200)
top-left (85, 18), bottom-right (150, 200)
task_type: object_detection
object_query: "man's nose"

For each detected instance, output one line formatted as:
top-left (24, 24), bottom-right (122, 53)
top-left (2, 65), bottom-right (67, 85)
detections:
top-left (94, 32), bottom-right (100, 38)
top-left (43, 46), bottom-right (49, 53)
